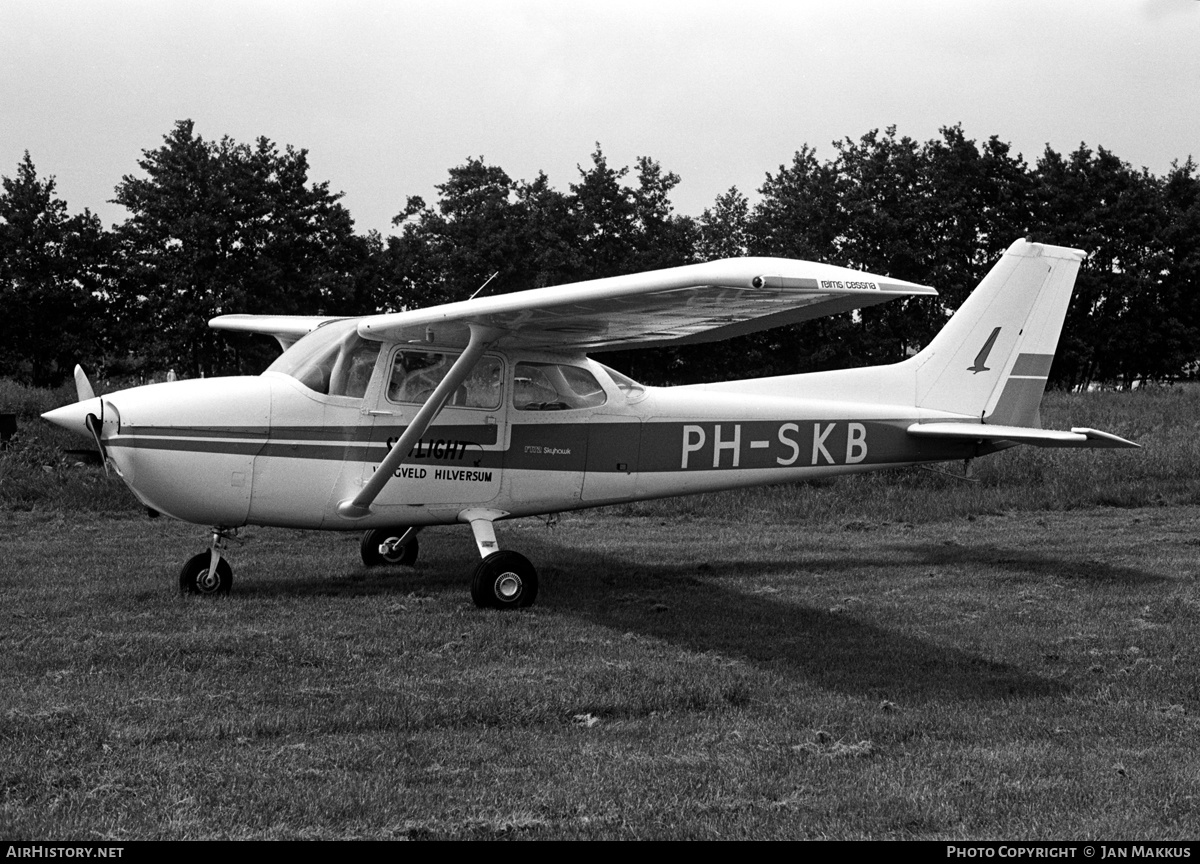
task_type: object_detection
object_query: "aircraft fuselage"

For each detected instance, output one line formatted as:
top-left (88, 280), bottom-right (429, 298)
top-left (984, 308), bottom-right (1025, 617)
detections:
top-left (61, 350), bottom-right (983, 531)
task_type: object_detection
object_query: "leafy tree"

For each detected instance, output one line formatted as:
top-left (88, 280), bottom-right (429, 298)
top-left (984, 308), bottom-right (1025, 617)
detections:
top-left (383, 148), bottom-right (698, 383)
top-left (922, 125), bottom-right (1036, 311)
top-left (735, 145), bottom-right (864, 377)
top-left (628, 155), bottom-right (697, 273)
top-left (703, 128), bottom-right (1035, 382)
top-left (749, 144), bottom-right (840, 261)
top-left (568, 146), bottom-right (640, 280)
top-left (345, 229), bottom-right (397, 314)
top-left (728, 140), bottom-right (897, 377)
top-left (697, 186), bottom-right (750, 260)
top-left (382, 158), bottom-right (529, 309)
top-left (1031, 144), bottom-right (1171, 389)
top-left (112, 120), bottom-right (364, 377)
top-left (0, 153), bottom-right (110, 386)
top-left (514, 171), bottom-right (585, 289)
top-left (562, 147), bottom-right (697, 280)
top-left (9, 119), bottom-right (1199, 392)
top-left (567, 149), bottom-right (697, 382)
top-left (1094, 157), bottom-right (1200, 387)
top-left (1152, 160), bottom-right (1200, 381)
top-left (826, 126), bottom-right (946, 364)
top-left (380, 158), bottom-right (586, 317)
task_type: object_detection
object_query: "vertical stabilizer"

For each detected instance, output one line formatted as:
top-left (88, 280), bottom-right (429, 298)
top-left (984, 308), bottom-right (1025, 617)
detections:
top-left (912, 239), bottom-right (1084, 426)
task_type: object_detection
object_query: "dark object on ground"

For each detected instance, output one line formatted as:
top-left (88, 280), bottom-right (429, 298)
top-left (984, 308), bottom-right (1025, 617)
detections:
top-left (0, 413), bottom-right (16, 449)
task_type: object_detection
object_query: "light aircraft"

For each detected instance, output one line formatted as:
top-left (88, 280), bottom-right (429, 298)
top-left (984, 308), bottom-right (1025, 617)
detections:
top-left (43, 238), bottom-right (1137, 608)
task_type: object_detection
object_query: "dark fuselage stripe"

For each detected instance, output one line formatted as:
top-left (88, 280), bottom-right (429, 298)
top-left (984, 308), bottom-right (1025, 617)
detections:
top-left (107, 418), bottom-right (976, 472)
top-left (118, 423), bottom-right (497, 444)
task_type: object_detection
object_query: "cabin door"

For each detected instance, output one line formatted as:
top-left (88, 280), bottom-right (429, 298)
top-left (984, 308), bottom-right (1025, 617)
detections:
top-left (360, 347), bottom-right (507, 508)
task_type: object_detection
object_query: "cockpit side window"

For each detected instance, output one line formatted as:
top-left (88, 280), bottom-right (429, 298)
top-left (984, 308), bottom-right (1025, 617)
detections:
top-left (388, 351), bottom-right (503, 409)
top-left (328, 337), bottom-right (380, 398)
top-left (513, 362), bottom-right (607, 411)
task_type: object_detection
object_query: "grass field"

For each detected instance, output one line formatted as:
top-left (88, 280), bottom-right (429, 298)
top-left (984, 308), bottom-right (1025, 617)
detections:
top-left (2, 383), bottom-right (1199, 839)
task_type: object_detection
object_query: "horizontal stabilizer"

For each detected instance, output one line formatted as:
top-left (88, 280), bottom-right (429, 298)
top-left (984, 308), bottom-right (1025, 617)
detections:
top-left (907, 422), bottom-right (1139, 449)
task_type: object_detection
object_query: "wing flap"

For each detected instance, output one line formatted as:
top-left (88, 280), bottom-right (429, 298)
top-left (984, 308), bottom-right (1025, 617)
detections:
top-left (907, 422), bottom-right (1139, 449)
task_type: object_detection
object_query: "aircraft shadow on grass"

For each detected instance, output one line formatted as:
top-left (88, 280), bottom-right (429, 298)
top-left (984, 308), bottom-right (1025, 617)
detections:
top-left (219, 530), bottom-right (1165, 704)
top-left (544, 556), bottom-right (1065, 705)
top-left (588, 542), bottom-right (1165, 703)
top-left (893, 541), bottom-right (1168, 586)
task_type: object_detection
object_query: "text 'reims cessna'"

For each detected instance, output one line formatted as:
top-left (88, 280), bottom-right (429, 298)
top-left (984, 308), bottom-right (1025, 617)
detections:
top-left (44, 239), bottom-right (1137, 608)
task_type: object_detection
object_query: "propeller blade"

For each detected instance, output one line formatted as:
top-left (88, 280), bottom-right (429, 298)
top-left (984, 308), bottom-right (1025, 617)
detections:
top-left (84, 412), bottom-right (110, 478)
top-left (74, 365), bottom-right (96, 402)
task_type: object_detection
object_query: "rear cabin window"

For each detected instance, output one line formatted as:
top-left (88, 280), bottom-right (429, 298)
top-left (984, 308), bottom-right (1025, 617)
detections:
top-left (513, 362), bottom-right (607, 411)
top-left (597, 363), bottom-right (647, 402)
top-left (387, 351), bottom-right (503, 409)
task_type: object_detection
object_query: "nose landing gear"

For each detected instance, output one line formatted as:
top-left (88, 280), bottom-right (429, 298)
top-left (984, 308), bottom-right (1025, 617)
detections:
top-left (179, 528), bottom-right (237, 595)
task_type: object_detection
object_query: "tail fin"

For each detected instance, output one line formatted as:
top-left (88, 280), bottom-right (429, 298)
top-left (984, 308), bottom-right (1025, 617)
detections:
top-left (911, 238), bottom-right (1084, 426)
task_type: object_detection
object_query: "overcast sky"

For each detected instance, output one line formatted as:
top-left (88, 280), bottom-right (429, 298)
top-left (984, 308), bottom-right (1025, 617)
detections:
top-left (2, 0), bottom-right (1197, 237)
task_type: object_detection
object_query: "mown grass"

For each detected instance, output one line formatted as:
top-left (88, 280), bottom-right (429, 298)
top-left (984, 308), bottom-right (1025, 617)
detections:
top-left (2, 509), bottom-right (1198, 839)
top-left (2, 381), bottom-right (1198, 838)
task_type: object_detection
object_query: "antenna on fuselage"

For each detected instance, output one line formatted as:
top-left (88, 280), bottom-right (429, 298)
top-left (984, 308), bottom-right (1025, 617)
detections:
top-left (468, 271), bottom-right (500, 301)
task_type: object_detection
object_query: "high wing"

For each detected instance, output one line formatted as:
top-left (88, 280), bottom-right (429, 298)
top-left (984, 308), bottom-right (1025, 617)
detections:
top-left (208, 315), bottom-right (345, 350)
top-left (206, 258), bottom-right (934, 520)
top-left (209, 258), bottom-right (934, 353)
top-left (353, 257), bottom-right (935, 351)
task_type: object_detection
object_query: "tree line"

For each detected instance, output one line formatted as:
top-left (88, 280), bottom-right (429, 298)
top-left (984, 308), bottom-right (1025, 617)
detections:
top-left (2, 119), bottom-right (1197, 390)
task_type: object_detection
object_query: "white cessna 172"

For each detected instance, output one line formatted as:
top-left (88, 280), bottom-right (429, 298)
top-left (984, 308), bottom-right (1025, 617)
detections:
top-left (43, 238), bottom-right (1137, 608)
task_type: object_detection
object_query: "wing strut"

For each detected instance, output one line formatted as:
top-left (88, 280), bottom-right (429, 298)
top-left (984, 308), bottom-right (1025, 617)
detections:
top-left (336, 324), bottom-right (498, 519)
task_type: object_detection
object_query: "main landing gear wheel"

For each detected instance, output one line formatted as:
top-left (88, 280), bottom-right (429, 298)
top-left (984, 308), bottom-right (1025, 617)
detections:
top-left (179, 552), bottom-right (232, 596)
top-left (471, 550), bottom-right (538, 610)
top-left (360, 528), bottom-right (419, 567)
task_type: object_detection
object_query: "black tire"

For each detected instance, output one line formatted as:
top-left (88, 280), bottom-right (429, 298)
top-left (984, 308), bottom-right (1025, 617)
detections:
top-left (179, 552), bottom-right (232, 596)
top-left (360, 528), bottom-right (419, 567)
top-left (471, 550), bottom-right (537, 609)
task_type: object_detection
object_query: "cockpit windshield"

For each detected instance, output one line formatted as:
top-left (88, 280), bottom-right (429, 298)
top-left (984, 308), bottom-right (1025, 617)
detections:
top-left (265, 319), bottom-right (380, 398)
